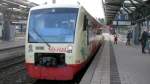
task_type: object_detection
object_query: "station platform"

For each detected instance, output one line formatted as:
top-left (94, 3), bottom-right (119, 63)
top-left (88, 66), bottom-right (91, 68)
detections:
top-left (0, 37), bottom-right (25, 50)
top-left (112, 38), bottom-right (150, 84)
top-left (0, 37), bottom-right (25, 62)
top-left (80, 33), bottom-right (150, 84)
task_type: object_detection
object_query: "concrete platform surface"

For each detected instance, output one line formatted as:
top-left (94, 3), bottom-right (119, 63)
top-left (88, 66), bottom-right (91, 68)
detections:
top-left (80, 32), bottom-right (150, 84)
top-left (113, 40), bottom-right (150, 84)
top-left (0, 37), bottom-right (25, 50)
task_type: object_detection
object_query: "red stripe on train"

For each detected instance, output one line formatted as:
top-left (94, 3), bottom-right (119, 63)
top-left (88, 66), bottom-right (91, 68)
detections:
top-left (25, 62), bottom-right (85, 80)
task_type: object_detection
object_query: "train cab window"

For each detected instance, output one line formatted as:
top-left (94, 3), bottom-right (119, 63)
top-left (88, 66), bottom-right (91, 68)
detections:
top-left (28, 8), bottom-right (78, 43)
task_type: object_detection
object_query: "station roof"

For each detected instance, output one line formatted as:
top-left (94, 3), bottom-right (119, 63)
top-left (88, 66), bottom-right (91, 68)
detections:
top-left (103, 0), bottom-right (125, 22)
top-left (0, 0), bottom-right (37, 8)
top-left (103, 0), bottom-right (150, 24)
top-left (121, 0), bottom-right (150, 13)
top-left (0, 0), bottom-right (38, 21)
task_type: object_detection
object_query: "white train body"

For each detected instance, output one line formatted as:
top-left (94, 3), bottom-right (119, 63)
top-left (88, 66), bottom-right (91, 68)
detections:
top-left (25, 4), bottom-right (103, 80)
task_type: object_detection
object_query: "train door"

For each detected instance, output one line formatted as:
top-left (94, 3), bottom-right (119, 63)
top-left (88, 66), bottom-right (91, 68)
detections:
top-left (83, 15), bottom-right (93, 57)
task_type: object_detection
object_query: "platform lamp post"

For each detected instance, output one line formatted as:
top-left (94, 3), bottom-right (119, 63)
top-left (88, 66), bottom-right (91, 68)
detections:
top-left (146, 17), bottom-right (149, 30)
top-left (146, 18), bottom-right (148, 30)
top-left (2, 9), bottom-right (12, 41)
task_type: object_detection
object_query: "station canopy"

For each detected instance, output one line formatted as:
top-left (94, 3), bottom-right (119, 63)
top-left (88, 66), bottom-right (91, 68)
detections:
top-left (103, 0), bottom-right (125, 22)
top-left (103, 0), bottom-right (150, 24)
top-left (0, 0), bottom-right (37, 22)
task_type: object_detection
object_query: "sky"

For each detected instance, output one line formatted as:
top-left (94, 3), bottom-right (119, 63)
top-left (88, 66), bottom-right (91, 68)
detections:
top-left (28, 0), bottom-right (105, 19)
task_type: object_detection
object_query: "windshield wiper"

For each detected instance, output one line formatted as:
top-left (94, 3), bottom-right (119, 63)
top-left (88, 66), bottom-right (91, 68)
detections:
top-left (32, 28), bottom-right (51, 48)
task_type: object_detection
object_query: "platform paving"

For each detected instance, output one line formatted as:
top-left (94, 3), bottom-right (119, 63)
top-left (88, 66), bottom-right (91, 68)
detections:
top-left (0, 37), bottom-right (25, 50)
top-left (90, 40), bottom-right (110, 84)
top-left (113, 39), bottom-right (150, 84)
top-left (80, 32), bottom-right (150, 84)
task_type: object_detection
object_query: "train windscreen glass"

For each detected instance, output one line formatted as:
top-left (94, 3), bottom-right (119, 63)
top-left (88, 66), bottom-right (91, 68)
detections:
top-left (28, 8), bottom-right (78, 43)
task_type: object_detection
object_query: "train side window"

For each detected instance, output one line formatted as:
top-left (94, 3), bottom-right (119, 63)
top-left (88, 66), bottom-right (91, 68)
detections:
top-left (87, 24), bottom-right (89, 45)
top-left (83, 15), bottom-right (88, 31)
top-left (87, 21), bottom-right (92, 28)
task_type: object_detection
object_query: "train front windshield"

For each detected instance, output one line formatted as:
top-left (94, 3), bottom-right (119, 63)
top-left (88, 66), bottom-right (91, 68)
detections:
top-left (28, 8), bottom-right (78, 43)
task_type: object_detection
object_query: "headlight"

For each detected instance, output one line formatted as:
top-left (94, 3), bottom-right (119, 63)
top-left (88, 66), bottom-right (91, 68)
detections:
top-left (67, 45), bottom-right (73, 53)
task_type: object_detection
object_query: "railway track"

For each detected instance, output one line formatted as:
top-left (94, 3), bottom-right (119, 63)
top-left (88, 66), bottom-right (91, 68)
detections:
top-left (0, 46), bottom-right (27, 84)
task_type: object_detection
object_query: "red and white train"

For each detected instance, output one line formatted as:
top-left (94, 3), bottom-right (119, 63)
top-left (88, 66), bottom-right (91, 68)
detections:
top-left (25, 4), bottom-right (104, 80)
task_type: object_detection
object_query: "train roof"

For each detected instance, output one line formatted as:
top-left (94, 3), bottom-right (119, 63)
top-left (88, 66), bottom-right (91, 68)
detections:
top-left (30, 4), bottom-right (81, 11)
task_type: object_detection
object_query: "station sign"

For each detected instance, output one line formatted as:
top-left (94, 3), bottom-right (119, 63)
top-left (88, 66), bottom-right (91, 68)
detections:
top-left (113, 21), bottom-right (131, 26)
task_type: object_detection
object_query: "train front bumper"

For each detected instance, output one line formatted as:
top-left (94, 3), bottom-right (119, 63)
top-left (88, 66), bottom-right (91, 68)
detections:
top-left (25, 63), bottom-right (83, 80)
